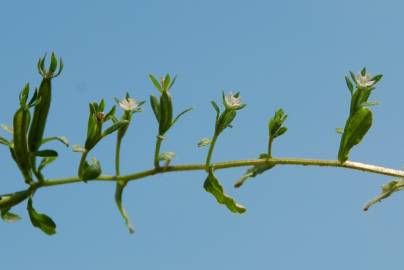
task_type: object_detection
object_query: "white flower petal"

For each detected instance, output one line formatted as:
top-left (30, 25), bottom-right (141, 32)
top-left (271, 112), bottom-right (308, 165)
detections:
top-left (224, 92), bottom-right (243, 110)
top-left (119, 97), bottom-right (140, 111)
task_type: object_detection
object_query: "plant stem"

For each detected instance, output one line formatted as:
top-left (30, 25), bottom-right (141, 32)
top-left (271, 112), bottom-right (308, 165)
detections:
top-left (205, 134), bottom-right (218, 170)
top-left (30, 157), bottom-right (404, 190)
top-left (4, 157), bottom-right (404, 210)
top-left (154, 135), bottom-right (164, 168)
top-left (268, 136), bottom-right (274, 157)
top-left (115, 136), bottom-right (122, 176)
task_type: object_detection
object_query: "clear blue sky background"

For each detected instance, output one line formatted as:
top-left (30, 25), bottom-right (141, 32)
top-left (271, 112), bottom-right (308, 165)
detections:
top-left (1, 0), bottom-right (404, 269)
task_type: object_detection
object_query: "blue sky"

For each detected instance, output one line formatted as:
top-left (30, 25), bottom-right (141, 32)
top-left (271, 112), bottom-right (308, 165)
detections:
top-left (2, 0), bottom-right (404, 269)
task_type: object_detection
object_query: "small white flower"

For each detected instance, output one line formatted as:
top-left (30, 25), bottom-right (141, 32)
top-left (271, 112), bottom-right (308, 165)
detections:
top-left (224, 92), bottom-right (244, 110)
top-left (355, 72), bottom-right (375, 88)
top-left (119, 97), bottom-right (140, 112)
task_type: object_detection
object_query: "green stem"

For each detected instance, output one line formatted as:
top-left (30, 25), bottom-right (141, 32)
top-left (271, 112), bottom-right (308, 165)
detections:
top-left (115, 137), bottom-right (122, 176)
top-left (154, 135), bottom-right (164, 168)
top-left (31, 157), bottom-right (44, 183)
top-left (205, 134), bottom-right (218, 170)
top-left (268, 136), bottom-right (274, 158)
top-left (29, 157), bottom-right (404, 190)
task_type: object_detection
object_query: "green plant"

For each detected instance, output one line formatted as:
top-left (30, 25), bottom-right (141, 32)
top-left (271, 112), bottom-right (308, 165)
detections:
top-left (0, 53), bottom-right (399, 235)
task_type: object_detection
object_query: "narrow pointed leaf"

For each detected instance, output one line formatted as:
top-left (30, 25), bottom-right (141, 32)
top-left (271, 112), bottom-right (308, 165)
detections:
top-left (345, 76), bottom-right (354, 94)
top-left (49, 52), bottom-right (58, 73)
top-left (363, 179), bottom-right (404, 211)
top-left (19, 84), bottom-right (30, 106)
top-left (371, 74), bottom-right (383, 84)
top-left (149, 74), bottom-right (162, 92)
top-left (102, 120), bottom-right (129, 137)
top-left (159, 91), bottom-right (173, 134)
top-left (0, 136), bottom-right (11, 146)
top-left (163, 74), bottom-right (171, 91)
top-left (273, 126), bottom-right (288, 138)
top-left (115, 182), bottom-right (135, 234)
top-left (172, 107), bottom-right (193, 126)
top-left (234, 153), bottom-right (275, 188)
top-left (150, 95), bottom-right (161, 121)
top-left (41, 136), bottom-right (69, 147)
top-left (38, 156), bottom-right (57, 172)
top-left (211, 101), bottom-right (220, 119)
top-left (169, 75), bottom-right (177, 89)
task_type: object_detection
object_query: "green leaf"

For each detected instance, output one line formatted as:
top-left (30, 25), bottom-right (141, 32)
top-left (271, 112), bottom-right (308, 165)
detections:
top-left (27, 198), bottom-right (56, 235)
top-left (345, 76), bottom-right (354, 94)
top-left (349, 71), bottom-right (357, 85)
top-left (13, 106), bottom-right (33, 183)
top-left (34, 149), bottom-right (58, 157)
top-left (273, 126), bottom-right (288, 138)
top-left (363, 179), bottom-right (404, 211)
top-left (0, 189), bottom-right (31, 212)
top-left (234, 153), bottom-right (275, 188)
top-left (49, 52), bottom-right (58, 73)
top-left (149, 74), bottom-right (162, 92)
top-left (1, 210), bottom-right (22, 223)
top-left (169, 75), bottom-right (177, 90)
top-left (99, 99), bottom-right (105, 112)
top-left (211, 101), bottom-right (220, 119)
top-left (0, 136), bottom-right (11, 146)
top-left (19, 83), bottom-right (30, 106)
top-left (38, 156), bottom-right (57, 172)
top-left (115, 182), bottom-right (135, 234)
top-left (269, 109), bottom-right (288, 138)
top-left (203, 169), bottom-right (246, 214)
top-left (150, 95), bottom-right (161, 122)
top-left (163, 74), bottom-right (171, 91)
top-left (338, 107), bottom-right (372, 163)
top-left (172, 107), bottom-right (193, 126)
top-left (102, 120), bottom-right (129, 137)
top-left (55, 58), bottom-right (64, 77)
top-left (159, 91), bottom-right (173, 135)
top-left (41, 136), bottom-right (69, 147)
top-left (104, 105), bottom-right (116, 121)
top-left (371, 74), bottom-right (383, 84)
top-left (28, 89), bottom-right (39, 107)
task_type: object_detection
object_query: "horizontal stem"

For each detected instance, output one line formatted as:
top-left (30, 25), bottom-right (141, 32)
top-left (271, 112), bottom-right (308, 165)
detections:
top-left (38, 157), bottom-right (404, 189)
